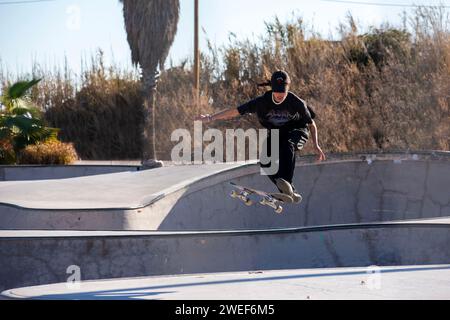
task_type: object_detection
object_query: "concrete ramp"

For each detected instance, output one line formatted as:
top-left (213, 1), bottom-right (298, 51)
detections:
top-left (0, 151), bottom-right (449, 231)
top-left (1, 218), bottom-right (450, 293)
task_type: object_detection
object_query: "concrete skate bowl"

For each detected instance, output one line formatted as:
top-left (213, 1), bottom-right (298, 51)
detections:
top-left (1, 220), bottom-right (450, 293)
top-left (1, 150), bottom-right (450, 294)
top-left (156, 151), bottom-right (450, 230)
top-left (0, 151), bottom-right (449, 231)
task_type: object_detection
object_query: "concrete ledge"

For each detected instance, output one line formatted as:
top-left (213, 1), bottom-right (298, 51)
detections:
top-left (0, 164), bottom-right (141, 181)
top-left (1, 220), bottom-right (450, 293)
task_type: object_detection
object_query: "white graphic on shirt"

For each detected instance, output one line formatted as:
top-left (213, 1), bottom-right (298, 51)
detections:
top-left (265, 110), bottom-right (301, 126)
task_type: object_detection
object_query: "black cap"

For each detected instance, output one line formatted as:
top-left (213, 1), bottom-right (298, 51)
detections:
top-left (271, 70), bottom-right (291, 93)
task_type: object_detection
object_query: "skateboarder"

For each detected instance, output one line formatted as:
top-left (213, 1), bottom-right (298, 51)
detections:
top-left (196, 70), bottom-right (326, 202)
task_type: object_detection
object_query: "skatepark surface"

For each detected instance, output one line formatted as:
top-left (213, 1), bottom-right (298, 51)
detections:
top-left (4, 265), bottom-right (450, 300)
top-left (1, 151), bottom-right (450, 299)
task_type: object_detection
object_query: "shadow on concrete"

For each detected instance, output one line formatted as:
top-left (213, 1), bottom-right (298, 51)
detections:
top-left (28, 265), bottom-right (450, 300)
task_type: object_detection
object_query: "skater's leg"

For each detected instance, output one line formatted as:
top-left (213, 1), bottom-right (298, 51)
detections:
top-left (275, 128), bottom-right (303, 184)
top-left (269, 137), bottom-right (296, 197)
top-left (285, 129), bottom-right (308, 182)
top-left (286, 128), bottom-right (309, 203)
top-left (281, 139), bottom-right (296, 184)
top-left (269, 131), bottom-right (296, 195)
top-left (260, 130), bottom-right (291, 194)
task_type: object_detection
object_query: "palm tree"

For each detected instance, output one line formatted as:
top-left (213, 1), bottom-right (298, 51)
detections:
top-left (0, 79), bottom-right (59, 164)
top-left (120, 0), bottom-right (180, 168)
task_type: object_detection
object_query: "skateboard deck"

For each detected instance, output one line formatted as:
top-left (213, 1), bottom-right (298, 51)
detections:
top-left (229, 182), bottom-right (293, 214)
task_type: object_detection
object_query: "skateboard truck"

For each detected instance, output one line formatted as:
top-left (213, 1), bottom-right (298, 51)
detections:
top-left (230, 190), bottom-right (253, 206)
top-left (260, 196), bottom-right (283, 214)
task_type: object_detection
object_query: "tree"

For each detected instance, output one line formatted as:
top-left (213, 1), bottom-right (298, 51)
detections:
top-left (120, 0), bottom-right (180, 168)
top-left (0, 79), bottom-right (59, 164)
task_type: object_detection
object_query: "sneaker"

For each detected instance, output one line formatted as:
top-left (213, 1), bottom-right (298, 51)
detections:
top-left (291, 184), bottom-right (303, 204)
top-left (275, 178), bottom-right (294, 197)
top-left (291, 192), bottom-right (303, 204)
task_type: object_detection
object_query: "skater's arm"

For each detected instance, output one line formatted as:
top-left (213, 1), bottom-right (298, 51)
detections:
top-left (195, 108), bottom-right (240, 123)
top-left (308, 120), bottom-right (326, 161)
top-left (307, 120), bottom-right (320, 148)
top-left (195, 96), bottom-right (261, 123)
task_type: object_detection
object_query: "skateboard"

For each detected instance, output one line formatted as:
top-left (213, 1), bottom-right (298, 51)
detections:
top-left (229, 182), bottom-right (293, 214)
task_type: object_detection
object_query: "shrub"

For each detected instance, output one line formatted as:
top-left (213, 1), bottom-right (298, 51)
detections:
top-left (0, 139), bottom-right (16, 165)
top-left (345, 29), bottom-right (411, 68)
top-left (18, 139), bottom-right (79, 165)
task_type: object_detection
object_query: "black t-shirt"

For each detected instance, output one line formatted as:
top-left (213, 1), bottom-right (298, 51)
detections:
top-left (237, 91), bottom-right (315, 130)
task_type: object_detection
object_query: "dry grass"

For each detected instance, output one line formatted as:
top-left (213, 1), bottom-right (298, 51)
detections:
top-left (18, 139), bottom-right (79, 165)
top-left (1, 8), bottom-right (449, 161)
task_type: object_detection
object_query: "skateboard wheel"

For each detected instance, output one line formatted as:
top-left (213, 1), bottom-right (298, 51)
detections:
top-left (244, 198), bottom-right (253, 206)
top-left (230, 190), bottom-right (238, 198)
top-left (275, 206), bottom-right (283, 214)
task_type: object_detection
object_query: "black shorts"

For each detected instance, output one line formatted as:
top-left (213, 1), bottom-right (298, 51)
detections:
top-left (288, 128), bottom-right (310, 151)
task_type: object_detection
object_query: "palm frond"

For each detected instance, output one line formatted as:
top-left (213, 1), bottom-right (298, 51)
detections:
top-left (7, 78), bottom-right (41, 100)
top-left (7, 100), bottom-right (42, 118)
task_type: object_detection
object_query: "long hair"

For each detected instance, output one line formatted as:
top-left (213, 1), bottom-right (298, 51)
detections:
top-left (257, 80), bottom-right (271, 88)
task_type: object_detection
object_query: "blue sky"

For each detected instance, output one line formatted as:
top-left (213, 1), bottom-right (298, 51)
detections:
top-left (0, 0), bottom-right (448, 77)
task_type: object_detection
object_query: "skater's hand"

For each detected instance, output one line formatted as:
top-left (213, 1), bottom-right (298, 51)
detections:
top-left (314, 145), bottom-right (326, 162)
top-left (194, 114), bottom-right (213, 123)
